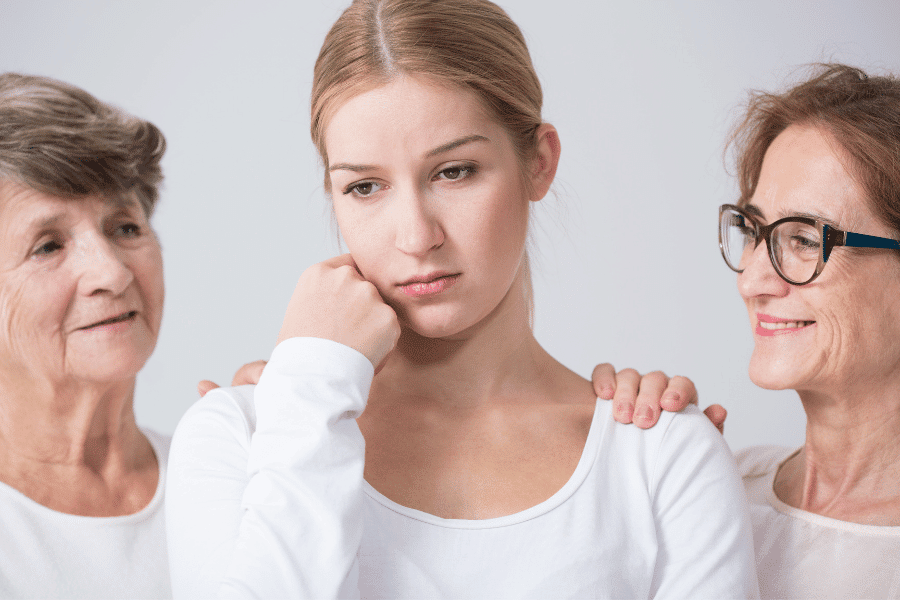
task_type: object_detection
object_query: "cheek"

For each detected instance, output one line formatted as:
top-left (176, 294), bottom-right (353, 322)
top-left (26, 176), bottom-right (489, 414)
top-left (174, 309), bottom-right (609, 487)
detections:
top-left (138, 245), bottom-right (166, 328)
top-left (333, 203), bottom-right (386, 280)
top-left (0, 272), bottom-right (68, 360)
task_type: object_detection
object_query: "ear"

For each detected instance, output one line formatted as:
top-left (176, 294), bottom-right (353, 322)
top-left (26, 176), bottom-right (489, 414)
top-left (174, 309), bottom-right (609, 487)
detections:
top-left (528, 123), bottom-right (561, 202)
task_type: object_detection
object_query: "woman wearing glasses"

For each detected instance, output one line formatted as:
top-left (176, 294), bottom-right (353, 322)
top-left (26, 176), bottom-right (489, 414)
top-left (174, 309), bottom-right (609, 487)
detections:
top-left (637, 64), bottom-right (900, 599)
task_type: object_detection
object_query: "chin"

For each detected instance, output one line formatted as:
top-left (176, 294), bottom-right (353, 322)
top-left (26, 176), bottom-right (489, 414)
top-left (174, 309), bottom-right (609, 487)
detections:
top-left (68, 346), bottom-right (154, 385)
top-left (398, 306), bottom-right (479, 340)
top-left (747, 351), bottom-right (804, 391)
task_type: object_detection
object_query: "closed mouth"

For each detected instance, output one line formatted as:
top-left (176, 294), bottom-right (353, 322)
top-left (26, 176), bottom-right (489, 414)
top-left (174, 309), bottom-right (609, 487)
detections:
top-left (82, 311), bottom-right (137, 329)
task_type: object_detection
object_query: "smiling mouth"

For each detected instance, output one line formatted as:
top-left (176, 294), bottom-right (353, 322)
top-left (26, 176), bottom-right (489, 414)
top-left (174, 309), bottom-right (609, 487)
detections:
top-left (758, 320), bottom-right (815, 331)
top-left (82, 311), bottom-right (137, 330)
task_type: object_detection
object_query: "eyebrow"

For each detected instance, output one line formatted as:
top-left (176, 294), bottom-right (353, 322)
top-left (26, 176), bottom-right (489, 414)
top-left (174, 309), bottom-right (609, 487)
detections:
top-left (746, 203), bottom-right (841, 228)
top-left (24, 213), bottom-right (64, 232)
top-left (424, 134), bottom-right (490, 158)
top-left (328, 134), bottom-right (491, 173)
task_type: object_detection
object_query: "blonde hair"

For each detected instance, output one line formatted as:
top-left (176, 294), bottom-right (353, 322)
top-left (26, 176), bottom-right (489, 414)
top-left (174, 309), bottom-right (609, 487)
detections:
top-left (311, 0), bottom-right (543, 192)
top-left (0, 73), bottom-right (165, 216)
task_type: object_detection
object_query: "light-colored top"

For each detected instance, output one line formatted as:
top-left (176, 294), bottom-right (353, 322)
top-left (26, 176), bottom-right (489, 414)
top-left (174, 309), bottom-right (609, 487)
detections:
top-left (167, 337), bottom-right (759, 599)
top-left (0, 429), bottom-right (172, 599)
top-left (737, 445), bottom-right (900, 599)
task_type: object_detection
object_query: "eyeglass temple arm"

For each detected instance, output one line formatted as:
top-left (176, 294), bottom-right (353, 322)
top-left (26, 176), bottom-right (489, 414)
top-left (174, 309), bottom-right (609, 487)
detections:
top-left (823, 226), bottom-right (900, 263)
top-left (843, 231), bottom-right (900, 250)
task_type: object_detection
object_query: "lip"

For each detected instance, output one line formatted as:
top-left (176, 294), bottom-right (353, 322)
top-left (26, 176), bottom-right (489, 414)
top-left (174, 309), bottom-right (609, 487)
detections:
top-left (397, 272), bottom-right (460, 298)
top-left (78, 310), bottom-right (138, 331)
top-left (755, 313), bottom-right (816, 337)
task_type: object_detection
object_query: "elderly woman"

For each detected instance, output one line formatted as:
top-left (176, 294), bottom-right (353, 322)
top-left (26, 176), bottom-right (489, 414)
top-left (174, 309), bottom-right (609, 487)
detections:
top-left (617, 63), bottom-right (900, 599)
top-left (0, 73), bottom-right (170, 598)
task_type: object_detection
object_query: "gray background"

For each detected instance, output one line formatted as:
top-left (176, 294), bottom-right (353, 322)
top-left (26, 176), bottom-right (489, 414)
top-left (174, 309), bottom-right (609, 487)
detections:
top-left (2, 0), bottom-right (898, 450)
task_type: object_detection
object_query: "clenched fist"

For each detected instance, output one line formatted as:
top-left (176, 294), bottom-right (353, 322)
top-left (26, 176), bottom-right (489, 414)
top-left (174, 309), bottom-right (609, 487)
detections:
top-left (277, 254), bottom-right (401, 369)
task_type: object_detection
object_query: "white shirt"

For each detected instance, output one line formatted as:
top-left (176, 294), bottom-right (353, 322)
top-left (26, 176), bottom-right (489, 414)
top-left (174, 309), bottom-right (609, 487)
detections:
top-left (167, 337), bottom-right (758, 599)
top-left (738, 445), bottom-right (900, 599)
top-left (0, 429), bottom-right (172, 599)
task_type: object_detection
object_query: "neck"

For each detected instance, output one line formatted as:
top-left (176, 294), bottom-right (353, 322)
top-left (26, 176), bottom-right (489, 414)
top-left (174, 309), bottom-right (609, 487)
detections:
top-left (0, 374), bottom-right (143, 474)
top-left (372, 269), bottom-right (547, 412)
top-left (775, 378), bottom-right (900, 524)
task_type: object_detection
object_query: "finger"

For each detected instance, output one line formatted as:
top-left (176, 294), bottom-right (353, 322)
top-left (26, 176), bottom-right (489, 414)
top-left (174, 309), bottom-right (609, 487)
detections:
top-left (611, 368), bottom-right (641, 424)
top-left (703, 404), bottom-right (727, 435)
top-left (591, 363), bottom-right (618, 400)
top-left (633, 371), bottom-right (668, 429)
top-left (321, 253), bottom-right (356, 269)
top-left (659, 375), bottom-right (698, 412)
top-left (197, 380), bottom-right (219, 397)
top-left (231, 360), bottom-right (267, 386)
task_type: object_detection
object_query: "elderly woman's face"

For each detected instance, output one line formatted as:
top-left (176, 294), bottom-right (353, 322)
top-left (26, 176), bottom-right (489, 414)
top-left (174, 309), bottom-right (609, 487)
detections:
top-left (737, 125), bottom-right (900, 394)
top-left (0, 181), bottom-right (164, 386)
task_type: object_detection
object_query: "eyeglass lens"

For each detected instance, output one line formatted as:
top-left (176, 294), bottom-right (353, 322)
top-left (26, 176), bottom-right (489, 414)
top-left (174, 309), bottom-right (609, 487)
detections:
top-left (720, 208), bottom-right (821, 284)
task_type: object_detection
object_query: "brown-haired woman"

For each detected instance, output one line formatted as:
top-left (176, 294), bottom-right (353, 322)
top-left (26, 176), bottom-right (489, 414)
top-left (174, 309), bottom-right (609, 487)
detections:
top-left (0, 73), bottom-right (170, 597)
top-left (165, 1), bottom-right (758, 597)
top-left (621, 63), bottom-right (900, 599)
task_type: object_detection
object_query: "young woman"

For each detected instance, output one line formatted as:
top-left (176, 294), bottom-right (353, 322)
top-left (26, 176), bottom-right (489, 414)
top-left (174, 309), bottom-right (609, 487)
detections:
top-left (166, 1), bottom-right (758, 597)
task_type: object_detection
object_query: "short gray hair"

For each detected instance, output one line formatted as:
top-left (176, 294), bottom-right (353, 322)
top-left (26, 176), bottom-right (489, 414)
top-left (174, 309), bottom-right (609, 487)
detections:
top-left (0, 73), bottom-right (166, 216)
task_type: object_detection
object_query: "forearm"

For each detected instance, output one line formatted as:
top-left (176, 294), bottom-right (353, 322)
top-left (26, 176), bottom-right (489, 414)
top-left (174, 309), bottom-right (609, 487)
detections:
top-left (167, 338), bottom-right (372, 599)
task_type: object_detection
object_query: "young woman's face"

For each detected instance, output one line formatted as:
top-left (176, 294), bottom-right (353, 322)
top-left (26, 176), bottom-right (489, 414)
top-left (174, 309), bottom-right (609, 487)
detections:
top-left (325, 75), bottom-right (538, 339)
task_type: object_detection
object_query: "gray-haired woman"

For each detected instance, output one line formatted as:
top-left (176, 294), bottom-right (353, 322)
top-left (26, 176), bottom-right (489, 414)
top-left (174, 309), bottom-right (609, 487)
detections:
top-left (0, 73), bottom-right (170, 598)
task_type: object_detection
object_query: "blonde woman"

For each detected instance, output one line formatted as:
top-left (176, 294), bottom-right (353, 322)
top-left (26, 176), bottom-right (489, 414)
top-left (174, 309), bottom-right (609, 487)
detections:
top-left (166, 1), bottom-right (758, 597)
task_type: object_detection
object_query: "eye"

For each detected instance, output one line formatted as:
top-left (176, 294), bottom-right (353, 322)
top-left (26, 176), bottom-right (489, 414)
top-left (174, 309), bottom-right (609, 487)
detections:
top-left (790, 234), bottom-right (820, 252)
top-left (113, 222), bottom-right (142, 238)
top-left (33, 239), bottom-right (63, 256)
top-left (435, 165), bottom-right (475, 182)
top-left (343, 181), bottom-right (384, 198)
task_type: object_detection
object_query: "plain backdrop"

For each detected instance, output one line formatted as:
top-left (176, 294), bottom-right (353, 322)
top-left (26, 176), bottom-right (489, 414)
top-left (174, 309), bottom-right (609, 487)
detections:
top-left (2, 0), bottom-right (898, 451)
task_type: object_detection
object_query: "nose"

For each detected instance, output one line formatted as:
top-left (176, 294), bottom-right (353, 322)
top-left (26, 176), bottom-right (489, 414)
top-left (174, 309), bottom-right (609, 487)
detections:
top-left (75, 232), bottom-right (134, 297)
top-left (736, 239), bottom-right (790, 300)
top-left (393, 188), bottom-right (444, 257)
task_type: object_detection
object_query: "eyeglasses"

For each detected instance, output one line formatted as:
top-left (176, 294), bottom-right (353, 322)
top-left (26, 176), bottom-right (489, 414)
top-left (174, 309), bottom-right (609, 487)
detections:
top-left (718, 204), bottom-right (900, 285)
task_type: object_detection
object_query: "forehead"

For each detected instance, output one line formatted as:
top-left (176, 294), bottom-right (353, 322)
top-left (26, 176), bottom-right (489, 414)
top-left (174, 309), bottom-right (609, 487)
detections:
top-left (751, 125), bottom-right (871, 228)
top-left (324, 75), bottom-right (507, 160)
top-left (0, 180), bottom-right (139, 223)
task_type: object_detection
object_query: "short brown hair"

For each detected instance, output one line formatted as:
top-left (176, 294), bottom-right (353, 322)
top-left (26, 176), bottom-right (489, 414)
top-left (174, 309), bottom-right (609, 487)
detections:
top-left (0, 73), bottom-right (166, 216)
top-left (730, 64), bottom-right (900, 238)
top-left (311, 0), bottom-right (543, 192)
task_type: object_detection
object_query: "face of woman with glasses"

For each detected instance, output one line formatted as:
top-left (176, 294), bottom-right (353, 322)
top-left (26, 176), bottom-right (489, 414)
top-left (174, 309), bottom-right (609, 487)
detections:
top-left (731, 124), bottom-right (900, 394)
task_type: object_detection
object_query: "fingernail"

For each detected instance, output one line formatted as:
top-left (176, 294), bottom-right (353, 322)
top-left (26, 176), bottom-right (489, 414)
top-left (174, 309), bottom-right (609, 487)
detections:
top-left (617, 402), bottom-right (634, 418)
top-left (637, 406), bottom-right (654, 421)
top-left (661, 392), bottom-right (679, 407)
top-left (601, 386), bottom-right (615, 400)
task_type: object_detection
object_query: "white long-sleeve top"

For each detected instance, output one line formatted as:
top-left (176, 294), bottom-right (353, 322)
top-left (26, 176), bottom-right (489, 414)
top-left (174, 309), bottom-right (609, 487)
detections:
top-left (737, 445), bottom-right (900, 599)
top-left (167, 338), bottom-right (758, 599)
top-left (0, 429), bottom-right (171, 599)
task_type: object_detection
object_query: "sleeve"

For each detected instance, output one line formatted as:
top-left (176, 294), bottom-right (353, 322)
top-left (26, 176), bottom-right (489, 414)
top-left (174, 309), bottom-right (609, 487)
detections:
top-left (648, 406), bottom-right (761, 600)
top-left (165, 337), bottom-right (373, 599)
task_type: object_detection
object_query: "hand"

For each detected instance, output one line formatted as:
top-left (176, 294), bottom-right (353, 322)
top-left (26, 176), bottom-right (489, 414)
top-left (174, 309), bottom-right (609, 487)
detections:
top-left (591, 364), bottom-right (725, 433)
top-left (278, 254), bottom-right (401, 369)
top-left (197, 360), bottom-right (268, 397)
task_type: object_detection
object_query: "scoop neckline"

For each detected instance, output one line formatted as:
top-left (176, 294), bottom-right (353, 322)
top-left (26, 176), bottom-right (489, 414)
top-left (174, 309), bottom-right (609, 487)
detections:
top-left (362, 398), bottom-right (607, 530)
top-left (766, 447), bottom-right (900, 536)
top-left (0, 428), bottom-right (166, 525)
